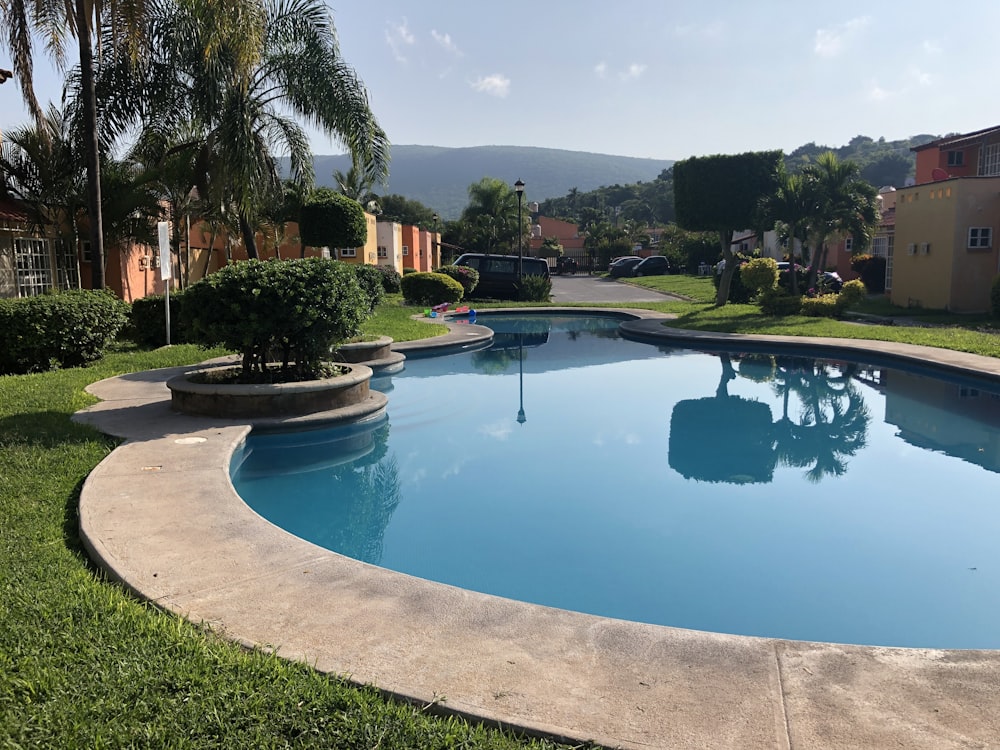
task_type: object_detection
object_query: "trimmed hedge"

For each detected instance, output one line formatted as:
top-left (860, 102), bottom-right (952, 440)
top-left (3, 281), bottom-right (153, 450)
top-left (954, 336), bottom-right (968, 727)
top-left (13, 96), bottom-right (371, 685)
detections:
top-left (0, 290), bottom-right (129, 374)
top-left (759, 288), bottom-right (803, 316)
top-left (130, 292), bottom-right (186, 348)
top-left (739, 257), bottom-right (779, 298)
top-left (374, 264), bottom-right (402, 293)
top-left (400, 272), bottom-right (464, 306)
top-left (851, 254), bottom-right (887, 293)
top-left (351, 263), bottom-right (387, 315)
top-left (180, 258), bottom-right (371, 378)
top-left (992, 275), bottom-right (1000, 319)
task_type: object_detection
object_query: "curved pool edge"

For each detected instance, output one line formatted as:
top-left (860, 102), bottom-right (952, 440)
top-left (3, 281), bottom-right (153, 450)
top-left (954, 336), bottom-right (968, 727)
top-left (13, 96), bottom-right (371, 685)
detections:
top-left (74, 310), bottom-right (1000, 750)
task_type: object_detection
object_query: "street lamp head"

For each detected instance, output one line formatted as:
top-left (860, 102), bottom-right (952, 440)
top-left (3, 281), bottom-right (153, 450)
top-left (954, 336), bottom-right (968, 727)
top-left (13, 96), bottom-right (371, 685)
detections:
top-left (514, 179), bottom-right (525, 195)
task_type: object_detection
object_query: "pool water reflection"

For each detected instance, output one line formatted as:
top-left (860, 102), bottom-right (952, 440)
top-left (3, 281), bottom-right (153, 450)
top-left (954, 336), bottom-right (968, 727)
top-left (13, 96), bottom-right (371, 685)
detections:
top-left (233, 314), bottom-right (1000, 649)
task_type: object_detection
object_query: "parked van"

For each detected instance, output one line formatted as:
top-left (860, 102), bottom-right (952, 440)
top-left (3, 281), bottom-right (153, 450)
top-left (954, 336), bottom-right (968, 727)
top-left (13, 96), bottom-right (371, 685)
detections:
top-left (454, 253), bottom-right (550, 299)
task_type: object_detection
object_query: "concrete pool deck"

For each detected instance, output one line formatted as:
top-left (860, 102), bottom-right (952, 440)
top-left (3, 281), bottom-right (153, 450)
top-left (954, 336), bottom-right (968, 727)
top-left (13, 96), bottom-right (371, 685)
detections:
top-left (75, 309), bottom-right (1000, 750)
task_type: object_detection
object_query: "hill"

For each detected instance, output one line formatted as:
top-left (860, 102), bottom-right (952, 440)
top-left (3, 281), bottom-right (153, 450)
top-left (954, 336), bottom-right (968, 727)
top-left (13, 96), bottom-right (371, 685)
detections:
top-left (309, 145), bottom-right (674, 220)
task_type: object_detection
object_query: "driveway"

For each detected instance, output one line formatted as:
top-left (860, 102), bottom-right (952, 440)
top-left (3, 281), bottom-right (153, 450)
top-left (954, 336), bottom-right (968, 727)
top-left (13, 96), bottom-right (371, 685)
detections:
top-left (549, 273), bottom-right (681, 303)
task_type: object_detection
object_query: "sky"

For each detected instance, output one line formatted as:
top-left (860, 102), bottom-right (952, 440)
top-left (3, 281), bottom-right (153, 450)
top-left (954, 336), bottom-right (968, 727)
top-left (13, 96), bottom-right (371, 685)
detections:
top-left (2, 0), bottom-right (1000, 161)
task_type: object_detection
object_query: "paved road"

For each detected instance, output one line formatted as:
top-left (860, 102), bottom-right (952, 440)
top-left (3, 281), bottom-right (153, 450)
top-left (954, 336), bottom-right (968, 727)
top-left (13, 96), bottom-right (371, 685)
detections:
top-left (549, 273), bottom-right (682, 303)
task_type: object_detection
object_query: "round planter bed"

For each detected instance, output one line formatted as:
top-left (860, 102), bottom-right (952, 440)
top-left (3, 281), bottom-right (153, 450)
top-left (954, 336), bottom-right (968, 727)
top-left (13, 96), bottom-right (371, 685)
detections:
top-left (166, 363), bottom-right (379, 419)
top-left (335, 335), bottom-right (406, 374)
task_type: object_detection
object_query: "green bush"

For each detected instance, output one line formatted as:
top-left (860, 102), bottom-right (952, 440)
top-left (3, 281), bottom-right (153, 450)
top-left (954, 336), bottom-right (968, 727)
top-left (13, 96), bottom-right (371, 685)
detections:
top-left (517, 274), bottom-right (552, 302)
top-left (837, 279), bottom-right (868, 311)
top-left (713, 254), bottom-right (754, 303)
top-left (992, 275), bottom-right (1000, 319)
top-left (130, 292), bottom-right (186, 347)
top-left (435, 264), bottom-right (480, 295)
top-left (0, 289), bottom-right (129, 374)
top-left (739, 257), bottom-right (779, 297)
top-left (350, 263), bottom-right (387, 314)
top-left (799, 294), bottom-right (841, 317)
top-left (374, 264), bottom-right (402, 293)
top-left (402, 266), bottom-right (418, 274)
top-left (758, 288), bottom-right (802, 316)
top-left (299, 188), bottom-right (367, 250)
top-left (180, 258), bottom-right (370, 379)
top-left (400, 272), bottom-right (464, 306)
top-left (851, 253), bottom-right (886, 293)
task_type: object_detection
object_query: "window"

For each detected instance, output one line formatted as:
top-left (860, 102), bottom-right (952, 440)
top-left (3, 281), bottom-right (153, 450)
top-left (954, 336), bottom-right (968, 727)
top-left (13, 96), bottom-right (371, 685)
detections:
top-left (79, 239), bottom-right (92, 263)
top-left (338, 247), bottom-right (356, 258)
top-left (946, 150), bottom-right (964, 167)
top-left (884, 235), bottom-right (894, 292)
top-left (402, 245), bottom-right (409, 256)
top-left (55, 239), bottom-right (80, 289)
top-left (377, 246), bottom-right (388, 258)
top-left (14, 237), bottom-right (53, 297)
top-left (981, 143), bottom-right (1000, 177)
top-left (968, 227), bottom-right (993, 249)
top-left (844, 237), bottom-right (853, 252)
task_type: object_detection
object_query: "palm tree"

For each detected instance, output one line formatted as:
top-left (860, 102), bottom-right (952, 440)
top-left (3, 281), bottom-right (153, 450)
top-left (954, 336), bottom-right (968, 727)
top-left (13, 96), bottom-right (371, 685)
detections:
top-left (802, 152), bottom-right (879, 290)
top-left (763, 171), bottom-right (817, 296)
top-left (101, 0), bottom-right (389, 260)
top-left (459, 177), bottom-right (525, 254)
top-left (333, 157), bottom-right (381, 214)
top-left (1, 0), bottom-right (151, 289)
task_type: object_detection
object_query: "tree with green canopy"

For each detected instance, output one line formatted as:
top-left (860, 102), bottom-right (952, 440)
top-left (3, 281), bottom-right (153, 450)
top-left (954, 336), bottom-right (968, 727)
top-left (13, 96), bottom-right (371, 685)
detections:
top-left (670, 150), bottom-right (783, 306)
top-left (299, 188), bottom-right (367, 252)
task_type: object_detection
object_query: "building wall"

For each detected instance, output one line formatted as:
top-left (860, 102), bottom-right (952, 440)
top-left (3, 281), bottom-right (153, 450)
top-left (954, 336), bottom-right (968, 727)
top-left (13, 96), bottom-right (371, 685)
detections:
top-left (375, 221), bottom-right (403, 274)
top-left (400, 224), bottom-right (420, 270)
top-left (891, 177), bottom-right (1000, 312)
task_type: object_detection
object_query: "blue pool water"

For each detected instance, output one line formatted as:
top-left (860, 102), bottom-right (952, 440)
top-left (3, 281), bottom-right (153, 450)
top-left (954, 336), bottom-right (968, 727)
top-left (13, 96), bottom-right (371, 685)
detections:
top-left (233, 314), bottom-right (1000, 649)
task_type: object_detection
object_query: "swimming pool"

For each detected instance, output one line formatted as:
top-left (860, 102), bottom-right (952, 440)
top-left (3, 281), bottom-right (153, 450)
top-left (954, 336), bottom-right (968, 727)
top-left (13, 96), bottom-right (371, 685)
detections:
top-left (233, 313), bottom-right (1000, 649)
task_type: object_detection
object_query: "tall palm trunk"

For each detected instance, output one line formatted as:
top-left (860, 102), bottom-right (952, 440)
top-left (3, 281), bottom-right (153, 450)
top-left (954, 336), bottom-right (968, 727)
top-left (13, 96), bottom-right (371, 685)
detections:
top-left (239, 214), bottom-right (259, 259)
top-left (75, 0), bottom-right (105, 289)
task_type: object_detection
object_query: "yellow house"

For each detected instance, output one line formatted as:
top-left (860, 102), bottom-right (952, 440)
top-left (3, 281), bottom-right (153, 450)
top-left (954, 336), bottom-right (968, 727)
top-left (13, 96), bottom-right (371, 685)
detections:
top-left (333, 211), bottom-right (378, 266)
top-left (890, 177), bottom-right (1000, 312)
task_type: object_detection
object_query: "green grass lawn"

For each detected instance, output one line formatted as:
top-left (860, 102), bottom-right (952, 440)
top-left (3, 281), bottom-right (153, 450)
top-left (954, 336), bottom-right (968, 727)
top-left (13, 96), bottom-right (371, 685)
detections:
top-left (4, 286), bottom-right (1000, 747)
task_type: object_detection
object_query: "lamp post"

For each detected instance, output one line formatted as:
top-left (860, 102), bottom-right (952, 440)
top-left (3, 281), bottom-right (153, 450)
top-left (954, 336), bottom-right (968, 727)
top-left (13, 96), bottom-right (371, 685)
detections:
top-left (517, 332), bottom-right (526, 425)
top-left (514, 179), bottom-right (525, 292)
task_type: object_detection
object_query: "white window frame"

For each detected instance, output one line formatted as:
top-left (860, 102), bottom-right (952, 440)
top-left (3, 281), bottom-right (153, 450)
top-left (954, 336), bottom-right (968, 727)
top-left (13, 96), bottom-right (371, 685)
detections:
top-left (844, 237), bottom-right (853, 252)
top-left (981, 143), bottom-right (1000, 177)
top-left (947, 150), bottom-right (964, 167)
top-left (402, 245), bottom-right (409, 256)
top-left (55, 239), bottom-right (80, 289)
top-left (338, 247), bottom-right (357, 258)
top-left (14, 237), bottom-right (53, 297)
top-left (968, 227), bottom-right (993, 249)
top-left (377, 246), bottom-right (388, 259)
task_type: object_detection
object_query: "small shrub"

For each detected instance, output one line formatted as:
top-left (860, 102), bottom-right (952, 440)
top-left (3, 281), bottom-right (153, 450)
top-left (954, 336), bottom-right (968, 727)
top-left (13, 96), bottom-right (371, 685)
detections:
top-left (992, 275), bottom-right (1000, 319)
top-left (851, 254), bottom-right (886, 293)
top-left (517, 274), bottom-right (552, 302)
top-left (402, 267), bottom-right (418, 275)
top-left (740, 257), bottom-right (779, 298)
top-left (799, 294), bottom-right (841, 317)
top-left (299, 188), bottom-right (367, 250)
top-left (0, 289), bottom-right (129, 374)
top-left (130, 292), bottom-right (186, 347)
top-left (374, 264), bottom-right (402, 293)
top-left (181, 258), bottom-right (370, 379)
top-left (351, 263), bottom-right (387, 314)
top-left (759, 288), bottom-right (802, 316)
top-left (435, 264), bottom-right (480, 296)
top-left (400, 272), bottom-right (464, 306)
top-left (837, 279), bottom-right (867, 311)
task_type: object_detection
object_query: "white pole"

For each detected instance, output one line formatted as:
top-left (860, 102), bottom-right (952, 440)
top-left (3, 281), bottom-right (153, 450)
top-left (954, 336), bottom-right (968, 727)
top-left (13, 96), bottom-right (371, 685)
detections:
top-left (158, 221), bottom-right (172, 346)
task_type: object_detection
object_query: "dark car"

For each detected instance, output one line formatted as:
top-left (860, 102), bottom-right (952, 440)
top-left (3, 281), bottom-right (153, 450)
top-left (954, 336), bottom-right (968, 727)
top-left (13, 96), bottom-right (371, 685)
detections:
top-left (608, 256), bottom-right (643, 278)
top-left (454, 253), bottom-right (550, 299)
top-left (632, 256), bottom-right (671, 276)
top-left (820, 271), bottom-right (844, 292)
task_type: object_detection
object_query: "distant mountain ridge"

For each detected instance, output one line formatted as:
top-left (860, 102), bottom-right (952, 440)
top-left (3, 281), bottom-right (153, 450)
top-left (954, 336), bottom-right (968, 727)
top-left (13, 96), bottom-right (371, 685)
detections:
top-left (307, 145), bottom-right (674, 220)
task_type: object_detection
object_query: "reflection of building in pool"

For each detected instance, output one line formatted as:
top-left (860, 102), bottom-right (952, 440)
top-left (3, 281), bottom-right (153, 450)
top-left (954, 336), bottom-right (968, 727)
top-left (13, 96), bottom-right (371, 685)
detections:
top-left (883, 370), bottom-right (1000, 473)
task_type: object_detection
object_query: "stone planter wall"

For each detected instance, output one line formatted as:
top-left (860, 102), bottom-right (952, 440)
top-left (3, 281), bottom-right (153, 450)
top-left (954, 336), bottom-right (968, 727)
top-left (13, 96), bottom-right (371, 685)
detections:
top-left (167, 364), bottom-right (375, 419)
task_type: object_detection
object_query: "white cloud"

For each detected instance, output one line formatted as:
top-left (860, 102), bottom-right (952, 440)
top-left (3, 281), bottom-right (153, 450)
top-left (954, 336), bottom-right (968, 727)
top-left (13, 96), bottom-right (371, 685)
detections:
top-left (478, 419), bottom-right (512, 440)
top-left (620, 63), bottom-right (646, 81)
top-left (385, 18), bottom-right (415, 63)
top-left (909, 66), bottom-right (933, 87)
top-left (866, 80), bottom-right (890, 101)
top-left (431, 29), bottom-right (461, 56)
top-left (922, 39), bottom-right (942, 55)
top-left (594, 61), bottom-right (608, 79)
top-left (471, 74), bottom-right (511, 98)
top-left (814, 16), bottom-right (871, 58)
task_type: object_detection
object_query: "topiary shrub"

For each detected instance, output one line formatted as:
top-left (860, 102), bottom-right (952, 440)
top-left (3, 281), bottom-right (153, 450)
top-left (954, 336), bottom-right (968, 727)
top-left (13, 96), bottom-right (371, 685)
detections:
top-left (740, 257), bottom-right (779, 299)
top-left (517, 273), bottom-right (552, 302)
top-left (0, 289), bottom-right (129, 374)
top-left (992, 275), bottom-right (1000, 319)
top-left (402, 266), bottom-right (418, 274)
top-left (836, 279), bottom-right (867, 313)
top-left (180, 258), bottom-right (369, 380)
top-left (435, 264), bottom-right (479, 296)
top-left (400, 272), bottom-right (464, 306)
top-left (758, 288), bottom-right (802, 316)
top-left (799, 294), bottom-right (840, 317)
top-left (351, 263), bottom-right (387, 314)
top-left (130, 292), bottom-right (186, 348)
top-left (299, 188), bottom-right (367, 251)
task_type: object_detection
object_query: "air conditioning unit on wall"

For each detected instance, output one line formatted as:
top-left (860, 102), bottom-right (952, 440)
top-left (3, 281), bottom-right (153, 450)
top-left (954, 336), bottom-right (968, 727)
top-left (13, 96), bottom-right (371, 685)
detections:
top-left (907, 243), bottom-right (917, 255)
top-left (920, 242), bottom-right (931, 255)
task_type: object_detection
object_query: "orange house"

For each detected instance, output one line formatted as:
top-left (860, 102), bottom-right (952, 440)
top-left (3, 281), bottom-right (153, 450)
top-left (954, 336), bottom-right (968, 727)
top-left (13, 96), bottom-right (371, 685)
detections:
top-left (913, 124), bottom-right (1000, 184)
top-left (400, 224), bottom-right (420, 271)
